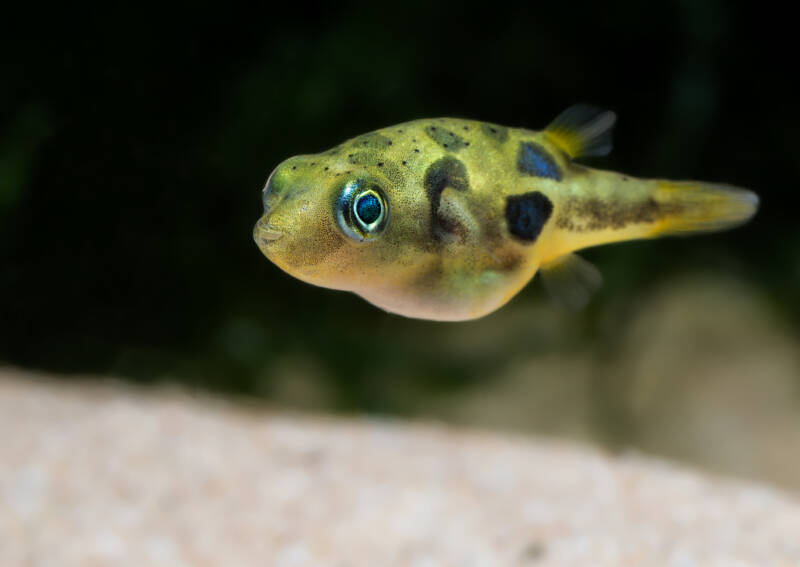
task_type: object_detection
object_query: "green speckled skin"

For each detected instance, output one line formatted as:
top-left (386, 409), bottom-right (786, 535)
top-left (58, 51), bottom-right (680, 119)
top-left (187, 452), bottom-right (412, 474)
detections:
top-left (254, 112), bottom-right (758, 321)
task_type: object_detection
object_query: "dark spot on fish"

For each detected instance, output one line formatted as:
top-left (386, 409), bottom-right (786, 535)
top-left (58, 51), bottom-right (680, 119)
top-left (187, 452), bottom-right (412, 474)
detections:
top-left (351, 131), bottom-right (392, 150)
top-left (481, 123), bottom-right (509, 143)
top-left (505, 191), bottom-right (553, 243)
top-left (414, 148), bottom-right (420, 153)
top-left (402, 161), bottom-right (407, 165)
top-left (324, 166), bottom-right (329, 171)
top-left (556, 197), bottom-right (683, 232)
top-left (291, 166), bottom-right (296, 170)
top-left (423, 156), bottom-right (470, 241)
top-left (424, 125), bottom-right (468, 151)
top-left (517, 142), bottom-right (562, 181)
top-left (349, 151), bottom-right (388, 167)
top-left (348, 158), bottom-right (402, 186)
top-left (388, 141), bottom-right (393, 145)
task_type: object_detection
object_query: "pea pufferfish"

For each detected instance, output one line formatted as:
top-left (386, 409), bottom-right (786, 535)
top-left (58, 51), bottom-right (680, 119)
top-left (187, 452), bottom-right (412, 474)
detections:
top-left (254, 105), bottom-right (758, 321)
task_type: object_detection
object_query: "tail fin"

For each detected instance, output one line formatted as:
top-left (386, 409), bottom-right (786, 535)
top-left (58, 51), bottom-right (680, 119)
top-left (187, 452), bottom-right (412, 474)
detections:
top-left (541, 175), bottom-right (759, 264)
top-left (650, 181), bottom-right (759, 237)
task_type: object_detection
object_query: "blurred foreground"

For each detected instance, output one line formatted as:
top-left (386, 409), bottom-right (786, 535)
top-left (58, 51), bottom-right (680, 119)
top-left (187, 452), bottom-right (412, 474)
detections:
top-left (2, 368), bottom-right (798, 567)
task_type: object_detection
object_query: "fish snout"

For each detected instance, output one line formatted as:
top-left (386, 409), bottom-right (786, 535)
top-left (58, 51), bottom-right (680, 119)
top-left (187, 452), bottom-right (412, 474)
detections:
top-left (253, 215), bottom-right (283, 247)
top-left (256, 169), bottom-right (285, 247)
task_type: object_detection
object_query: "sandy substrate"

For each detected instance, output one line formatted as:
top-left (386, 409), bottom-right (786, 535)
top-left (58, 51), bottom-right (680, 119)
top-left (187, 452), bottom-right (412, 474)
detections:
top-left (2, 369), bottom-right (799, 567)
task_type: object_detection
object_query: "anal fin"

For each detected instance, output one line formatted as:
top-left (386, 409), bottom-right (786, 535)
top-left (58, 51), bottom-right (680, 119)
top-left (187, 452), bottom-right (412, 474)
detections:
top-left (544, 104), bottom-right (617, 159)
top-left (539, 253), bottom-right (603, 310)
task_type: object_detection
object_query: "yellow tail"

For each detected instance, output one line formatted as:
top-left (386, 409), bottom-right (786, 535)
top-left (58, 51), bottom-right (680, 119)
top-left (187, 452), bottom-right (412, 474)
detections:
top-left (539, 178), bottom-right (759, 308)
top-left (544, 175), bottom-right (759, 263)
top-left (649, 181), bottom-right (759, 236)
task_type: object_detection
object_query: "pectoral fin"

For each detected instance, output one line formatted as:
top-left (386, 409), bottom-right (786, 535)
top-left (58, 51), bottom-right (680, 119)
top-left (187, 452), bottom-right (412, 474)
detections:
top-left (539, 253), bottom-right (603, 310)
top-left (544, 104), bottom-right (616, 159)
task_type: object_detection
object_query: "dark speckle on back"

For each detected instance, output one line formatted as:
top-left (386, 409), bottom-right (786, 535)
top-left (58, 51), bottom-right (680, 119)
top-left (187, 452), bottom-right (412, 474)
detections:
top-left (424, 124), bottom-right (469, 151)
top-left (351, 132), bottom-right (392, 149)
top-left (480, 123), bottom-right (509, 143)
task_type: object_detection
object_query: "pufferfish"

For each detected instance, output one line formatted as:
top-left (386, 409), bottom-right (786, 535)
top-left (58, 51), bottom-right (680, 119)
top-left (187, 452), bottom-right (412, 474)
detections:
top-left (254, 105), bottom-right (758, 321)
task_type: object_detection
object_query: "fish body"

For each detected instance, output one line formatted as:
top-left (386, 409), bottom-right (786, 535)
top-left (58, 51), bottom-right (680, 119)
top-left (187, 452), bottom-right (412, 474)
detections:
top-left (254, 106), bottom-right (758, 321)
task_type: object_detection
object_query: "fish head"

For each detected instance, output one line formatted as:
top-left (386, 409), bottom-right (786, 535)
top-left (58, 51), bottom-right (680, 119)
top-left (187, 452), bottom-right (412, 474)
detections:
top-left (253, 147), bottom-right (430, 296)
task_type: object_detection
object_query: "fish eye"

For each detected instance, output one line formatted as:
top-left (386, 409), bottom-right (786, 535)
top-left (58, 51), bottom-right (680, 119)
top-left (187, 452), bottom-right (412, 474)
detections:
top-left (335, 180), bottom-right (389, 241)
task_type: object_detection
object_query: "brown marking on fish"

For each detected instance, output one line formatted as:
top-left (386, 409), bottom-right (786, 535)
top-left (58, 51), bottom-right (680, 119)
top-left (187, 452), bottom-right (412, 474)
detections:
top-left (556, 198), bottom-right (684, 232)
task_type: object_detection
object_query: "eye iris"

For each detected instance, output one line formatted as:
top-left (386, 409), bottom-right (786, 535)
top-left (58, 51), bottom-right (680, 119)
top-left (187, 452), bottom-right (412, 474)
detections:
top-left (355, 193), bottom-right (382, 225)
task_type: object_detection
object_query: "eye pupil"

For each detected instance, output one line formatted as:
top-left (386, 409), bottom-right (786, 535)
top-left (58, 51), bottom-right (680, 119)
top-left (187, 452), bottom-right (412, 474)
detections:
top-left (355, 193), bottom-right (382, 225)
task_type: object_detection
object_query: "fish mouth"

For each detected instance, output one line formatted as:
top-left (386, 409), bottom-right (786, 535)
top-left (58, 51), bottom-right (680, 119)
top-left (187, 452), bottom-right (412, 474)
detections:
top-left (253, 217), bottom-right (283, 247)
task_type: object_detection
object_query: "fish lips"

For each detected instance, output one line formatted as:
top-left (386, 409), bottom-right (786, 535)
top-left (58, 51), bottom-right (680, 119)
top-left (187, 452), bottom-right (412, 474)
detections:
top-left (253, 215), bottom-right (283, 252)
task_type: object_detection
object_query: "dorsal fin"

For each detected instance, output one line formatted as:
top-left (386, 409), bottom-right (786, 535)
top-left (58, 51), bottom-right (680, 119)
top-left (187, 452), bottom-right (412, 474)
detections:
top-left (544, 104), bottom-right (616, 159)
top-left (539, 253), bottom-right (603, 310)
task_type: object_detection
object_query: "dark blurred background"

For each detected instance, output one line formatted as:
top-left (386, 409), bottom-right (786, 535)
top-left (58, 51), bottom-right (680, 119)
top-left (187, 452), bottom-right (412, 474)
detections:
top-left (2, 2), bottom-right (799, 488)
